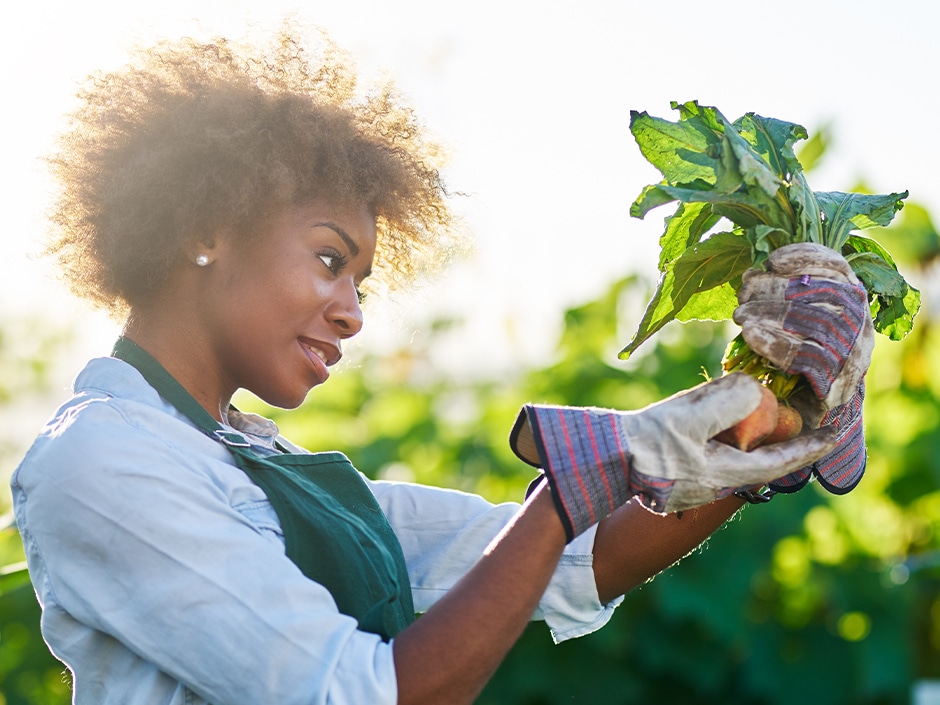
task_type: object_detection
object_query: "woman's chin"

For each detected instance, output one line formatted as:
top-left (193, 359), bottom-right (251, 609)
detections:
top-left (256, 383), bottom-right (317, 411)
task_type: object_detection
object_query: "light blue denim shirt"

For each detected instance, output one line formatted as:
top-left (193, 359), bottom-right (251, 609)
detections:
top-left (11, 356), bottom-right (619, 705)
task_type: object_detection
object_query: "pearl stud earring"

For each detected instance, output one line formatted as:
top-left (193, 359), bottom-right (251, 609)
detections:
top-left (196, 254), bottom-right (209, 267)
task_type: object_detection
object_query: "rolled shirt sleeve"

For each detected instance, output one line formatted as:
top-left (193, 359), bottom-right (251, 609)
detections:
top-left (368, 480), bottom-right (622, 643)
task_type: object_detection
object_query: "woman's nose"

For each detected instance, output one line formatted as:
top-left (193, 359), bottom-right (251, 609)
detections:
top-left (330, 282), bottom-right (364, 337)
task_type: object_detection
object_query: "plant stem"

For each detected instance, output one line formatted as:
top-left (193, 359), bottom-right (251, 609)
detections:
top-left (721, 333), bottom-right (800, 400)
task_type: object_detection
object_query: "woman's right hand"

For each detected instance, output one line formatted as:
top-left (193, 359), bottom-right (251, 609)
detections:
top-left (510, 373), bottom-right (838, 539)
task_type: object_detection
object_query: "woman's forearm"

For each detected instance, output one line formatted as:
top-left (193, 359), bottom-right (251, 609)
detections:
top-left (392, 488), bottom-right (745, 703)
top-left (592, 495), bottom-right (745, 604)
top-left (392, 481), bottom-right (567, 705)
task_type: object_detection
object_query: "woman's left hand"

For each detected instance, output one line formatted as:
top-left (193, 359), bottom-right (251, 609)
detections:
top-left (733, 242), bottom-right (873, 415)
top-left (733, 242), bottom-right (872, 494)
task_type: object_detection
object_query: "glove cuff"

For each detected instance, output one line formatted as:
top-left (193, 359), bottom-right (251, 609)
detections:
top-left (510, 404), bottom-right (655, 541)
top-left (769, 381), bottom-right (866, 494)
top-left (813, 382), bottom-right (867, 494)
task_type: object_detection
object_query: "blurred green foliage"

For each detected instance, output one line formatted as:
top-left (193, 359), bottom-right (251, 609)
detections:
top-left (0, 324), bottom-right (74, 705)
top-left (2, 198), bottom-right (939, 703)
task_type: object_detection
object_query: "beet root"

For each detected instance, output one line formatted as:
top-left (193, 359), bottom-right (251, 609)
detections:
top-left (760, 403), bottom-right (803, 445)
top-left (714, 384), bottom-right (778, 451)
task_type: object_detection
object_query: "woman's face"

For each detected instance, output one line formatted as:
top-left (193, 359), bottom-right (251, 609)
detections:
top-left (198, 199), bottom-right (377, 409)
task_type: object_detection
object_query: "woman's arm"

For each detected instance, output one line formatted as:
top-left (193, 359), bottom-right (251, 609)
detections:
top-left (390, 488), bottom-right (747, 704)
top-left (389, 376), bottom-right (830, 703)
top-left (392, 481), bottom-right (567, 705)
top-left (591, 495), bottom-right (745, 604)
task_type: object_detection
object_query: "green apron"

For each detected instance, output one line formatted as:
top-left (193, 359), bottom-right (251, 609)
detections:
top-left (112, 336), bottom-right (415, 641)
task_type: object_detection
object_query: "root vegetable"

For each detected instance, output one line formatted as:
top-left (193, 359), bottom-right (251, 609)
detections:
top-left (714, 390), bottom-right (804, 451)
top-left (761, 404), bottom-right (803, 446)
top-left (714, 384), bottom-right (778, 451)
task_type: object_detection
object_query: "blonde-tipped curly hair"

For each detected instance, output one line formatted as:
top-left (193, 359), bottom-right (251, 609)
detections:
top-left (45, 24), bottom-right (456, 315)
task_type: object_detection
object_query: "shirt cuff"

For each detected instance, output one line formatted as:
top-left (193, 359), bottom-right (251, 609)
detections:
top-left (533, 524), bottom-right (623, 643)
top-left (329, 633), bottom-right (398, 705)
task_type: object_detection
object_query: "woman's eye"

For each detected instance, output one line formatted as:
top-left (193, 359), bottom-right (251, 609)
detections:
top-left (317, 251), bottom-right (346, 274)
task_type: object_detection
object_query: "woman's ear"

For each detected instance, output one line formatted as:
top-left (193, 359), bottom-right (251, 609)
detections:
top-left (186, 234), bottom-right (222, 267)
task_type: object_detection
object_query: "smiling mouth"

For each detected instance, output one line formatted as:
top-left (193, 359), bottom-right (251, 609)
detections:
top-left (300, 339), bottom-right (341, 367)
top-left (302, 342), bottom-right (327, 362)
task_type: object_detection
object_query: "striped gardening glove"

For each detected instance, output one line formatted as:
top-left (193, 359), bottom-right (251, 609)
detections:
top-left (734, 242), bottom-right (873, 494)
top-left (509, 373), bottom-right (838, 542)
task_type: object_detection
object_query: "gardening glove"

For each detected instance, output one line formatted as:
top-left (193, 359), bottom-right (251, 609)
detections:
top-left (733, 242), bottom-right (872, 494)
top-left (733, 242), bottom-right (873, 413)
top-left (509, 373), bottom-right (838, 541)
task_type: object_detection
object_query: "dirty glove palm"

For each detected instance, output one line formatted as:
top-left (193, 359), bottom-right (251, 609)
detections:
top-left (510, 374), bottom-right (837, 541)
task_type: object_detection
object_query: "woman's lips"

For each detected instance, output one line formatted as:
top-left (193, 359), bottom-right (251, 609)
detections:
top-left (299, 340), bottom-right (332, 382)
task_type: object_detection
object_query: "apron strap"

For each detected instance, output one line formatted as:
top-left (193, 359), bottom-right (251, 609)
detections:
top-left (112, 336), bottom-right (228, 439)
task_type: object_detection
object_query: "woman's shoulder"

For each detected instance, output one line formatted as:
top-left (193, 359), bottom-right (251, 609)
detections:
top-left (39, 356), bottom-right (195, 442)
top-left (12, 356), bottom-right (225, 489)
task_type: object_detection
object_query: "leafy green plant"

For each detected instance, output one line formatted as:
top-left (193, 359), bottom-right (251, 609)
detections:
top-left (0, 517), bottom-right (29, 597)
top-left (619, 101), bottom-right (919, 400)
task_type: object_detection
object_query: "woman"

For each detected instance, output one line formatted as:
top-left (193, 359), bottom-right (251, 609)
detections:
top-left (11, 26), bottom-right (870, 705)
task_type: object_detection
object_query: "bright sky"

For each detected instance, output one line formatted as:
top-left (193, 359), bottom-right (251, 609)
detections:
top-left (2, 0), bottom-right (938, 378)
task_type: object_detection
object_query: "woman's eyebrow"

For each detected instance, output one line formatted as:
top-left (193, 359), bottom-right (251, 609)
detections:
top-left (312, 221), bottom-right (360, 256)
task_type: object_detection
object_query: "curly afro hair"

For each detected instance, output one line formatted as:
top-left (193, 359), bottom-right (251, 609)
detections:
top-left (45, 24), bottom-right (457, 316)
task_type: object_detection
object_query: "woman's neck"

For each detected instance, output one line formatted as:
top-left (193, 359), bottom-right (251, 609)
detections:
top-left (123, 303), bottom-right (235, 423)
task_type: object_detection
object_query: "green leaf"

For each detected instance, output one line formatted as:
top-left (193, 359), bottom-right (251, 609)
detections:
top-left (787, 172), bottom-right (823, 243)
top-left (676, 281), bottom-right (740, 322)
top-left (843, 237), bottom-right (921, 340)
top-left (619, 232), bottom-right (752, 359)
top-left (849, 252), bottom-right (908, 298)
top-left (629, 109), bottom-right (721, 187)
top-left (618, 272), bottom-right (680, 360)
top-left (655, 102), bottom-right (728, 157)
top-left (862, 202), bottom-right (940, 267)
top-left (844, 234), bottom-right (900, 268)
top-left (733, 113), bottom-right (808, 179)
top-left (631, 183), bottom-right (681, 219)
top-left (658, 202), bottom-right (722, 269)
top-left (624, 102), bottom-right (918, 358)
top-left (657, 185), bottom-right (782, 229)
top-left (671, 100), bottom-right (728, 134)
top-left (746, 224), bottom-right (792, 268)
top-left (629, 103), bottom-right (793, 231)
top-left (816, 190), bottom-right (909, 250)
top-left (672, 232), bottom-right (753, 303)
top-left (871, 284), bottom-right (921, 341)
top-left (794, 122), bottom-right (832, 173)
top-left (721, 121), bottom-right (787, 202)
top-left (713, 131), bottom-right (746, 195)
